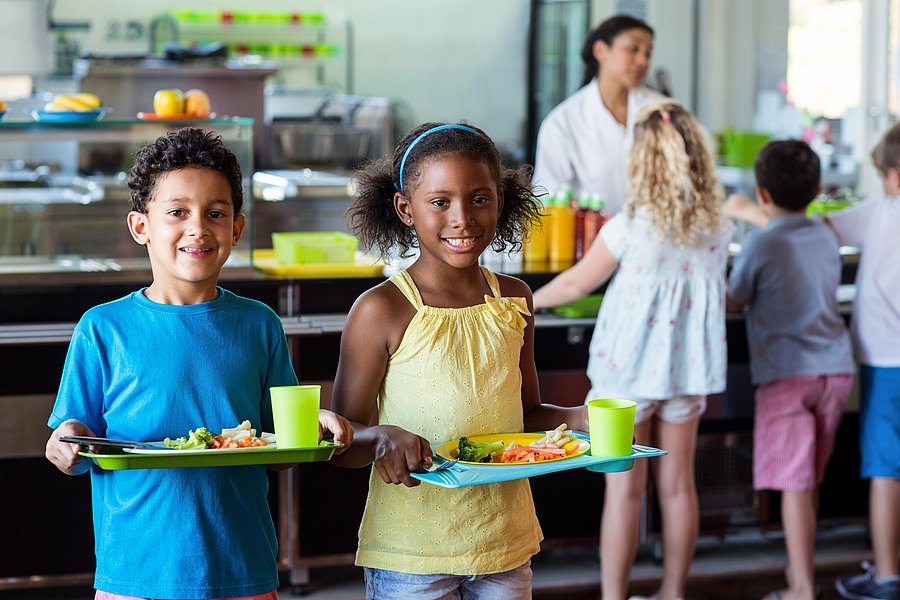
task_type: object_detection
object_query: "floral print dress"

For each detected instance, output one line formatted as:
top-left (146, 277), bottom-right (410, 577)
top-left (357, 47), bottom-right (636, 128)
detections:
top-left (586, 207), bottom-right (733, 400)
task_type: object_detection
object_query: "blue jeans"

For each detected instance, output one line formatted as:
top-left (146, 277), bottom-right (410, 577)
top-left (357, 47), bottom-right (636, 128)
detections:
top-left (363, 561), bottom-right (532, 600)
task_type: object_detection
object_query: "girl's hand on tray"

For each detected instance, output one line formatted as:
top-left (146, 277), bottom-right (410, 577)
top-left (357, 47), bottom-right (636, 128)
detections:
top-left (373, 425), bottom-right (433, 487)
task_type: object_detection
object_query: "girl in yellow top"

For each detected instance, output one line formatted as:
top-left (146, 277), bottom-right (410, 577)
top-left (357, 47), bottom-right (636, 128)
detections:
top-left (332, 122), bottom-right (589, 599)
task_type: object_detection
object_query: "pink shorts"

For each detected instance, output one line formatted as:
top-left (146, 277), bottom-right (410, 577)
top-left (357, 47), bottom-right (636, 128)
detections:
top-left (753, 374), bottom-right (853, 491)
top-left (95, 591), bottom-right (278, 600)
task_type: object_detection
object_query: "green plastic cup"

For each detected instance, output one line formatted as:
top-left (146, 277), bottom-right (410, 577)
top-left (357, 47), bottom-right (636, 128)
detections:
top-left (587, 398), bottom-right (637, 458)
top-left (270, 385), bottom-right (320, 449)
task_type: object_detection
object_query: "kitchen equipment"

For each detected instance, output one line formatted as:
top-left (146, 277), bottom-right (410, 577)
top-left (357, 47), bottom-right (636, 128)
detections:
top-left (264, 88), bottom-right (393, 170)
top-left (271, 93), bottom-right (369, 168)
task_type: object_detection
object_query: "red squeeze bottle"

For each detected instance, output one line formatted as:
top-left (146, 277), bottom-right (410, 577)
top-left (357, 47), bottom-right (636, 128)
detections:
top-left (575, 195), bottom-right (588, 261)
top-left (583, 194), bottom-right (605, 253)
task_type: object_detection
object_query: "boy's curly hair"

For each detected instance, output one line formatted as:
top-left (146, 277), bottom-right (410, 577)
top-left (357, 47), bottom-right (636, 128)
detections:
top-left (346, 122), bottom-right (543, 259)
top-left (128, 127), bottom-right (244, 214)
top-left (626, 102), bottom-right (723, 247)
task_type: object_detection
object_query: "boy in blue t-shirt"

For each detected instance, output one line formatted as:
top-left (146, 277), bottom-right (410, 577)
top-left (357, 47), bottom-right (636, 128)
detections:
top-left (726, 140), bottom-right (855, 600)
top-left (45, 127), bottom-right (353, 599)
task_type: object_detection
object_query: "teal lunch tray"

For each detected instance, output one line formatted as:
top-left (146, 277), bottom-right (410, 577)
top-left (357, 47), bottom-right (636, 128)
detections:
top-left (412, 432), bottom-right (665, 489)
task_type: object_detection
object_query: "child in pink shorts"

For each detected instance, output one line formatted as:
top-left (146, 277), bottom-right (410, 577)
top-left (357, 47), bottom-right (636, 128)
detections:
top-left (726, 140), bottom-right (855, 600)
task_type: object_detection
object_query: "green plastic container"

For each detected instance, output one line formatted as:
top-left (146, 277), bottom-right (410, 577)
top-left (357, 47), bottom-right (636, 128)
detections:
top-left (551, 294), bottom-right (604, 318)
top-left (272, 232), bottom-right (358, 265)
top-left (721, 131), bottom-right (771, 168)
top-left (806, 198), bottom-right (856, 217)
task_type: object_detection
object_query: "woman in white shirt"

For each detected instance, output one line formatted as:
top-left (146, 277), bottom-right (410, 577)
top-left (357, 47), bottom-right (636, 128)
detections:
top-left (533, 14), bottom-right (665, 214)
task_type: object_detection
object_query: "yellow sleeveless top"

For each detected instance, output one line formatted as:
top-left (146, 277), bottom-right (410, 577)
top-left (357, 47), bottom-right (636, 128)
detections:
top-left (355, 267), bottom-right (544, 575)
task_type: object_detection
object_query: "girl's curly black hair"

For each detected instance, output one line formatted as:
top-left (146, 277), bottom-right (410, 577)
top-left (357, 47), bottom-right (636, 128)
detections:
top-left (128, 127), bottom-right (244, 214)
top-left (347, 121), bottom-right (543, 259)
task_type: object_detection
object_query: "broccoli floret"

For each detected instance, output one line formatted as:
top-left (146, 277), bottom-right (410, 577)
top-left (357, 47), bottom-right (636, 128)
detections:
top-left (164, 427), bottom-right (214, 449)
top-left (457, 437), bottom-right (506, 463)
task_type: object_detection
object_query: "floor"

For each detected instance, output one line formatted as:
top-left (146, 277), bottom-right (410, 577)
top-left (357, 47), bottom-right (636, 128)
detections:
top-left (3, 524), bottom-right (871, 600)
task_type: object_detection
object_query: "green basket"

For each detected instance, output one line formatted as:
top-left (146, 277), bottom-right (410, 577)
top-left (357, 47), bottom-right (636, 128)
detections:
top-left (550, 294), bottom-right (604, 318)
top-left (272, 232), bottom-right (358, 265)
top-left (721, 131), bottom-right (771, 168)
top-left (806, 199), bottom-right (856, 217)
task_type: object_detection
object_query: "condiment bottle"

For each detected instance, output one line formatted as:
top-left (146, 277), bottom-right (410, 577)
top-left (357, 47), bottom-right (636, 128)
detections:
top-left (523, 193), bottom-right (551, 265)
top-left (548, 188), bottom-right (575, 267)
top-left (583, 194), bottom-right (604, 253)
top-left (574, 195), bottom-right (589, 261)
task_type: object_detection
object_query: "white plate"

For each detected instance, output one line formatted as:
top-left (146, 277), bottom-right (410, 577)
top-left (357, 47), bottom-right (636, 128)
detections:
top-left (124, 440), bottom-right (278, 455)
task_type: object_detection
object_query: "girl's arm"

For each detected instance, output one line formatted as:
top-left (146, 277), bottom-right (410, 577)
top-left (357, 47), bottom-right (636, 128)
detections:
top-left (329, 285), bottom-right (432, 487)
top-left (532, 234), bottom-right (618, 310)
top-left (724, 193), bottom-right (769, 229)
top-left (504, 277), bottom-right (589, 433)
top-left (725, 291), bottom-right (744, 314)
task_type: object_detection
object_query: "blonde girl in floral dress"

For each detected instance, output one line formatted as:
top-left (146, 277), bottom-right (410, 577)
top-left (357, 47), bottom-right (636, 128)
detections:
top-left (534, 102), bottom-right (732, 600)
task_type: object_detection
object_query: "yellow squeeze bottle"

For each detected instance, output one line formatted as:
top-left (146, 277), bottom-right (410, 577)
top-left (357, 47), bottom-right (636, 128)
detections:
top-left (548, 189), bottom-right (575, 267)
top-left (524, 195), bottom-right (551, 264)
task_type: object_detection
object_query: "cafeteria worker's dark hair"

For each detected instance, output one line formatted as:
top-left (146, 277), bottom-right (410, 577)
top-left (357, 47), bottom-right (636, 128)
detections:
top-left (128, 127), bottom-right (244, 215)
top-left (581, 14), bottom-right (655, 86)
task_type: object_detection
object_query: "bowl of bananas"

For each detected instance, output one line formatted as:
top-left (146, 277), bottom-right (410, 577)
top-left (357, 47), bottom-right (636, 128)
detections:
top-left (31, 93), bottom-right (109, 123)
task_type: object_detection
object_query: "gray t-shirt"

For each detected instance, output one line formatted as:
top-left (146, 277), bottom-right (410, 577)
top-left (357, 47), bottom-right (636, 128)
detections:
top-left (728, 214), bottom-right (854, 385)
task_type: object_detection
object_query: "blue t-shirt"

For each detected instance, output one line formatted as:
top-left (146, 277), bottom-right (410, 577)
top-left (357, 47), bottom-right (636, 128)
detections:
top-left (48, 287), bottom-right (298, 598)
top-left (728, 214), bottom-right (854, 384)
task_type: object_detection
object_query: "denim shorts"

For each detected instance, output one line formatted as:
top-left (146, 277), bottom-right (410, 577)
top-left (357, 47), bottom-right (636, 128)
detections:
top-left (363, 561), bottom-right (532, 600)
top-left (95, 591), bottom-right (277, 600)
top-left (859, 365), bottom-right (900, 479)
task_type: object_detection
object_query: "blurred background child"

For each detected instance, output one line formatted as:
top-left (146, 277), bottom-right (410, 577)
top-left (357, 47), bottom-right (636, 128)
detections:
top-left (828, 123), bottom-right (900, 600)
top-left (726, 139), bottom-right (855, 600)
top-left (533, 101), bottom-right (732, 600)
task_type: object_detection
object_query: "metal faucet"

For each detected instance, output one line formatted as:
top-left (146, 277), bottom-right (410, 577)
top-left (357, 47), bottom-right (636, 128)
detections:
top-left (148, 14), bottom-right (178, 57)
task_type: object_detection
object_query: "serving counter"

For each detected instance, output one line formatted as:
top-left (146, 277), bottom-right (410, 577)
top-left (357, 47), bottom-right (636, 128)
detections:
top-left (0, 258), bottom-right (866, 591)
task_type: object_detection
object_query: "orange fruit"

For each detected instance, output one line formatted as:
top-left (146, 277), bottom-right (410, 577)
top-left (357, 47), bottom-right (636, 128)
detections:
top-left (183, 89), bottom-right (211, 118)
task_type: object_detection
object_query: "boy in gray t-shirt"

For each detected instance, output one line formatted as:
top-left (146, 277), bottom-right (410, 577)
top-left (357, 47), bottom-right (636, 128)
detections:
top-left (725, 140), bottom-right (855, 600)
